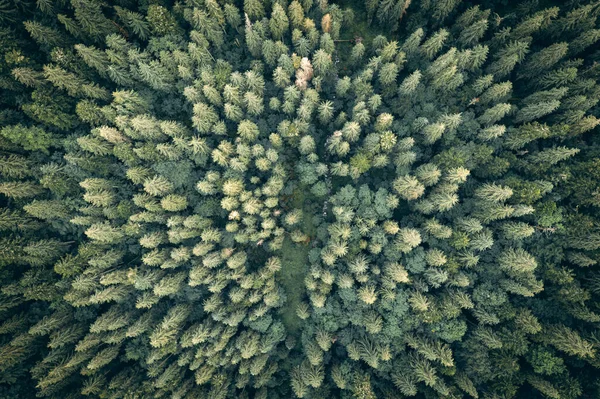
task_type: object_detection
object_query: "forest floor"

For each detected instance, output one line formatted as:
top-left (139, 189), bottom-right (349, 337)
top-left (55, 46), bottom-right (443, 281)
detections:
top-left (334, 0), bottom-right (386, 73)
top-left (278, 185), bottom-right (317, 337)
top-left (337, 0), bottom-right (384, 43)
top-left (279, 237), bottom-right (309, 336)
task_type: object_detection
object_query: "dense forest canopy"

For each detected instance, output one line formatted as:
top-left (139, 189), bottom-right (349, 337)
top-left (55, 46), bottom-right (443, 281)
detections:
top-left (1, 0), bottom-right (600, 398)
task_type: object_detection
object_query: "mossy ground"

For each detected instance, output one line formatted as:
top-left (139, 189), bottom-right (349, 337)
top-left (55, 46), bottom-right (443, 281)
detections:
top-left (279, 237), bottom-right (309, 336)
top-left (336, 0), bottom-right (384, 43)
top-left (333, 0), bottom-right (387, 72)
top-left (278, 185), bottom-right (317, 336)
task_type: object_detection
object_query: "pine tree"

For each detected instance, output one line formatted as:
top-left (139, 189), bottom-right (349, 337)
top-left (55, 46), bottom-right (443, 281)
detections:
top-left (519, 42), bottom-right (568, 79)
top-left (486, 40), bottom-right (529, 78)
top-left (475, 183), bottom-right (513, 202)
top-left (544, 325), bottom-right (595, 359)
top-left (459, 18), bottom-right (488, 46)
top-left (525, 146), bottom-right (580, 172)
top-left (499, 247), bottom-right (537, 274)
top-left (23, 21), bottom-right (64, 48)
top-left (244, 0), bottom-right (265, 20)
top-left (270, 3), bottom-right (289, 40)
top-left (515, 100), bottom-right (561, 123)
top-left (420, 29), bottom-right (449, 59)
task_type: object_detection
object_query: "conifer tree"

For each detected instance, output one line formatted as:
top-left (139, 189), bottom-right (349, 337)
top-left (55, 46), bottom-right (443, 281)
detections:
top-left (2, 1), bottom-right (600, 398)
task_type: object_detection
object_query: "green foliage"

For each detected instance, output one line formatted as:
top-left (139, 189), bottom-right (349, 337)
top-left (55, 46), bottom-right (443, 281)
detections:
top-left (147, 5), bottom-right (179, 36)
top-left (1, 124), bottom-right (54, 152)
top-left (1, 1), bottom-right (600, 398)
